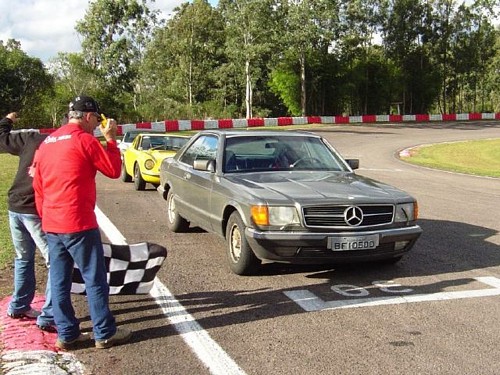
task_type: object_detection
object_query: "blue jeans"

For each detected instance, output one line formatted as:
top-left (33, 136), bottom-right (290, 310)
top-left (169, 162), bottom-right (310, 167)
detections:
top-left (47, 228), bottom-right (116, 342)
top-left (7, 211), bottom-right (54, 327)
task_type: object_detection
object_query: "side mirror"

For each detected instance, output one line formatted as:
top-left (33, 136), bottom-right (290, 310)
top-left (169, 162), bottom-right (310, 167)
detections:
top-left (346, 159), bottom-right (359, 170)
top-left (193, 159), bottom-right (216, 172)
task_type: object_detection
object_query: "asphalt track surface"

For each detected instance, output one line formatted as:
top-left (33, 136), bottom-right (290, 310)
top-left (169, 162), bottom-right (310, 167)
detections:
top-left (9, 122), bottom-right (500, 374)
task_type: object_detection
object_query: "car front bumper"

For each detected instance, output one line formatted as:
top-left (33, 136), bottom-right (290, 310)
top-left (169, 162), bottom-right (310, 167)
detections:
top-left (245, 225), bottom-right (422, 264)
top-left (141, 171), bottom-right (160, 184)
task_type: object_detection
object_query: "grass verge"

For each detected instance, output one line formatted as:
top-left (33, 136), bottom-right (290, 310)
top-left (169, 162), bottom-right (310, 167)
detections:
top-left (0, 153), bottom-right (15, 269)
top-left (400, 138), bottom-right (500, 178)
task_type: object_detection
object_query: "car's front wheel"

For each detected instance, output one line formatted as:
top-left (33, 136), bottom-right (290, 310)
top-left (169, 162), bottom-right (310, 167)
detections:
top-left (166, 189), bottom-right (189, 232)
top-left (134, 163), bottom-right (146, 191)
top-left (226, 212), bottom-right (260, 275)
top-left (121, 162), bottom-right (132, 182)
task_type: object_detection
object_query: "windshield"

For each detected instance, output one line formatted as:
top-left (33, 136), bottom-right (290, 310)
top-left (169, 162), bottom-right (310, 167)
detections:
top-left (224, 135), bottom-right (349, 173)
top-left (142, 136), bottom-right (189, 151)
top-left (123, 131), bottom-right (141, 143)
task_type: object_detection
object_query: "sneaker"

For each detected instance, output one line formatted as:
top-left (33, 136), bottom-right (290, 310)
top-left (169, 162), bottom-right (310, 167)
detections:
top-left (55, 333), bottom-right (89, 350)
top-left (7, 308), bottom-right (41, 319)
top-left (95, 327), bottom-right (132, 349)
top-left (37, 324), bottom-right (57, 333)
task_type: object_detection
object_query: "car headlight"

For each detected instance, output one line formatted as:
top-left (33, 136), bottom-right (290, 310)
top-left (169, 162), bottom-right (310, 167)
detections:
top-left (395, 202), bottom-right (418, 222)
top-left (144, 159), bottom-right (155, 170)
top-left (251, 205), bottom-right (300, 226)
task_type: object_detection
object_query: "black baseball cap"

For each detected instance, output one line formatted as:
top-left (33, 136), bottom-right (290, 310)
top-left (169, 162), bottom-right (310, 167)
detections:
top-left (69, 95), bottom-right (101, 115)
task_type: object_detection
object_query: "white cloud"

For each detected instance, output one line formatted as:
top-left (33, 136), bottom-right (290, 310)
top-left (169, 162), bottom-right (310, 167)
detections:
top-left (0, 0), bottom-right (218, 63)
top-left (0, 0), bottom-right (86, 61)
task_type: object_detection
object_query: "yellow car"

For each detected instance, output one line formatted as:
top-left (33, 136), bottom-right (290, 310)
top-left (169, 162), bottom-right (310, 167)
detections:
top-left (121, 133), bottom-right (190, 190)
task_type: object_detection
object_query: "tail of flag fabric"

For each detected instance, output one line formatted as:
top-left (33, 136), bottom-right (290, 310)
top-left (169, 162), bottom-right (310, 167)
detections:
top-left (71, 242), bottom-right (167, 295)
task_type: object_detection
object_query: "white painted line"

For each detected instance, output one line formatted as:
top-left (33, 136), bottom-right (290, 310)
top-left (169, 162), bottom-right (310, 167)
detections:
top-left (150, 280), bottom-right (247, 375)
top-left (284, 277), bottom-right (500, 312)
top-left (477, 276), bottom-right (500, 288)
top-left (95, 206), bottom-right (128, 245)
top-left (95, 206), bottom-right (247, 375)
top-left (360, 168), bottom-right (404, 172)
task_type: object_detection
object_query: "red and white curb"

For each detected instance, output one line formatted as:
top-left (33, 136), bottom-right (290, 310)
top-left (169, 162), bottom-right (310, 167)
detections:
top-left (27, 111), bottom-right (499, 136)
top-left (399, 148), bottom-right (412, 157)
top-left (0, 296), bottom-right (85, 374)
top-left (110, 112), bottom-right (500, 136)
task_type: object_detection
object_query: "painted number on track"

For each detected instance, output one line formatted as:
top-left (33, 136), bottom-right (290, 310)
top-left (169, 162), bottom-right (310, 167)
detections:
top-left (331, 281), bottom-right (413, 297)
top-left (284, 276), bottom-right (500, 312)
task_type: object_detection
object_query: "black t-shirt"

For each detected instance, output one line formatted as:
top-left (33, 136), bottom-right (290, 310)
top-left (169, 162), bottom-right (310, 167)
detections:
top-left (0, 117), bottom-right (47, 214)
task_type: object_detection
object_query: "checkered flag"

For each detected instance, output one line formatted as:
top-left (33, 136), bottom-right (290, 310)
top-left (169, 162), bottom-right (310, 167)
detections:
top-left (71, 242), bottom-right (167, 295)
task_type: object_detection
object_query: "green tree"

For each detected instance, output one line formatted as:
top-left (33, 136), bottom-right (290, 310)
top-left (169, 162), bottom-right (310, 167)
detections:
top-left (139, 0), bottom-right (225, 119)
top-left (0, 39), bottom-right (54, 127)
top-left (44, 52), bottom-right (103, 125)
top-left (138, 26), bottom-right (182, 120)
top-left (219, 0), bottom-right (279, 118)
top-left (486, 28), bottom-right (500, 112)
top-left (268, 67), bottom-right (301, 116)
top-left (275, 0), bottom-right (340, 116)
top-left (75, 0), bottom-right (159, 120)
top-left (423, 0), bottom-right (499, 113)
top-left (449, 2), bottom-right (497, 112)
top-left (383, 0), bottom-right (440, 114)
top-left (338, 0), bottom-right (389, 114)
top-left (351, 47), bottom-right (398, 115)
top-left (48, 53), bottom-right (99, 96)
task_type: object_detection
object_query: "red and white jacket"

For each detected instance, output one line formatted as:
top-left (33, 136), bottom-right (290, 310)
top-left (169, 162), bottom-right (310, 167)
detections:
top-left (33, 123), bottom-right (121, 233)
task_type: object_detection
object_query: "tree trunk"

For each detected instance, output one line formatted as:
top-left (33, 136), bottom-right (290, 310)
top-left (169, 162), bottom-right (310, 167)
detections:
top-left (300, 51), bottom-right (306, 116)
top-left (189, 60), bottom-right (193, 106)
top-left (245, 59), bottom-right (252, 119)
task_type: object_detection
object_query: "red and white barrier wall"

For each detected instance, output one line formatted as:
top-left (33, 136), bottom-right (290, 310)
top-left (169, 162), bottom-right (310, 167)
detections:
top-left (112, 112), bottom-right (499, 135)
top-left (33, 112), bottom-right (500, 135)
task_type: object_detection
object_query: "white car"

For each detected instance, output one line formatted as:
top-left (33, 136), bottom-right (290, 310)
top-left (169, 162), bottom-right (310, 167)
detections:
top-left (119, 130), bottom-right (157, 154)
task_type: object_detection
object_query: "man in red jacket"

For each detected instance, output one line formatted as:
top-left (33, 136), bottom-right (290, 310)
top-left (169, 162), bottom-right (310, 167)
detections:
top-left (33, 95), bottom-right (132, 350)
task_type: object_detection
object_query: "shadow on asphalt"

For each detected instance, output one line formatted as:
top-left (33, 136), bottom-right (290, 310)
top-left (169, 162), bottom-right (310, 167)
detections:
top-left (79, 217), bottom-right (500, 345)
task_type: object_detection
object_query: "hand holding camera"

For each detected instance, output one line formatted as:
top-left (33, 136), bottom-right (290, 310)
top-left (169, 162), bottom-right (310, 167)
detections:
top-left (99, 114), bottom-right (117, 141)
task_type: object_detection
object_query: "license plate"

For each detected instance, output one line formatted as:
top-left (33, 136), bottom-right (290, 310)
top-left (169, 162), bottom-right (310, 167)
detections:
top-left (328, 235), bottom-right (379, 251)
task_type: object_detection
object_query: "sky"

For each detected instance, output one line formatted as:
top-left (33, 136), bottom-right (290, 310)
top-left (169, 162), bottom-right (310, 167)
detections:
top-left (0, 0), bottom-right (218, 63)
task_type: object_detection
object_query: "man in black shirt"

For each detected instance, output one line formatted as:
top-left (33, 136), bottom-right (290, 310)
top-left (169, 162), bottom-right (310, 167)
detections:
top-left (0, 112), bottom-right (54, 331)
